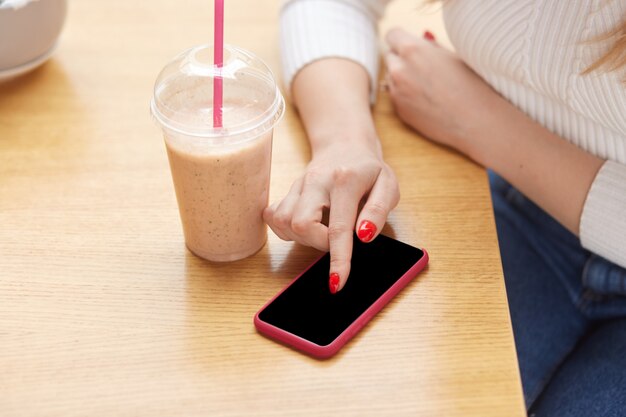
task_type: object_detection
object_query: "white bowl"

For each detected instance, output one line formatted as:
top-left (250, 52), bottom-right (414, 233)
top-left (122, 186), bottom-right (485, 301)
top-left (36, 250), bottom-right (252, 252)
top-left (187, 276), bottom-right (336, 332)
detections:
top-left (0, 0), bottom-right (67, 80)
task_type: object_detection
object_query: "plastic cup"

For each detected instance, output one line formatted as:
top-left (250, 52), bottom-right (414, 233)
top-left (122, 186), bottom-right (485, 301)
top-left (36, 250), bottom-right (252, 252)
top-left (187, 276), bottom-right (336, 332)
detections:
top-left (151, 44), bottom-right (284, 262)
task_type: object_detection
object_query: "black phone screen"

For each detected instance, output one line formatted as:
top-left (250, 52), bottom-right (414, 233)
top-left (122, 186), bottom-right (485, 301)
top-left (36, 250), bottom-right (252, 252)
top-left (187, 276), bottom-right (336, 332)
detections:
top-left (258, 234), bottom-right (424, 347)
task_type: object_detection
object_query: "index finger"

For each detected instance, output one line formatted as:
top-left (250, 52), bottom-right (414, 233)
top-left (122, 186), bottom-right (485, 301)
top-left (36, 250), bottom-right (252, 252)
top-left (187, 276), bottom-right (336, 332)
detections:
top-left (327, 180), bottom-right (363, 294)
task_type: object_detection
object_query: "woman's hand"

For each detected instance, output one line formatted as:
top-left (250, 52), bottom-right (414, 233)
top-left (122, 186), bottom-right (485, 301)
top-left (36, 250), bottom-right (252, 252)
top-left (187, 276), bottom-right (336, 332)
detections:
top-left (384, 28), bottom-right (604, 240)
top-left (264, 138), bottom-right (400, 294)
top-left (384, 28), bottom-right (501, 161)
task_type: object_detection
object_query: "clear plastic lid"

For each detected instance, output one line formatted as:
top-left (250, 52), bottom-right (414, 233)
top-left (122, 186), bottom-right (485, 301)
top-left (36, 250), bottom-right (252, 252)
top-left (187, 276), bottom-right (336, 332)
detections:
top-left (151, 44), bottom-right (284, 141)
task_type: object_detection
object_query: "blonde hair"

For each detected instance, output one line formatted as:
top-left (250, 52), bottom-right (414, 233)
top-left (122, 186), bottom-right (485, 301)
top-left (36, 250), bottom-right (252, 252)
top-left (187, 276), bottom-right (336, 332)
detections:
top-left (582, 19), bottom-right (626, 80)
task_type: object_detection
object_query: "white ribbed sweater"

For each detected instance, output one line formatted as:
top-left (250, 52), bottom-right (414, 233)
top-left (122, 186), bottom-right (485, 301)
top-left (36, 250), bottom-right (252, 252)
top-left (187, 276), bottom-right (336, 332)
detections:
top-left (280, 0), bottom-right (626, 269)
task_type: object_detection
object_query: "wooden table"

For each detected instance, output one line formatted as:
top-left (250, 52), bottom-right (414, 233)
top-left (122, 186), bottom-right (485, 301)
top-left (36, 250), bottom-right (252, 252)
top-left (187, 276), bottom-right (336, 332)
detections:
top-left (0, 1), bottom-right (525, 415)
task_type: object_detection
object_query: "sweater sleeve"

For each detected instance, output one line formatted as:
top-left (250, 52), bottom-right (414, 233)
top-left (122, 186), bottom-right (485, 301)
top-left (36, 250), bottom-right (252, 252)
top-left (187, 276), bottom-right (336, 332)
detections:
top-left (580, 160), bottom-right (626, 269)
top-left (280, 0), bottom-right (391, 103)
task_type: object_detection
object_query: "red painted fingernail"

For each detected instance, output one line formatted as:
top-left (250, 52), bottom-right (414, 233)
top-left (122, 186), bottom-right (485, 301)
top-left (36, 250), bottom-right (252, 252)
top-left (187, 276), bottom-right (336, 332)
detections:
top-left (424, 30), bottom-right (436, 42)
top-left (329, 273), bottom-right (340, 294)
top-left (357, 220), bottom-right (377, 243)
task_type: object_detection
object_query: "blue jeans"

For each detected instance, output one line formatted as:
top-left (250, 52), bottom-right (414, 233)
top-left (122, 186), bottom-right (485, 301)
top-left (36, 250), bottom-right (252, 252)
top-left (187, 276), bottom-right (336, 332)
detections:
top-left (489, 171), bottom-right (626, 417)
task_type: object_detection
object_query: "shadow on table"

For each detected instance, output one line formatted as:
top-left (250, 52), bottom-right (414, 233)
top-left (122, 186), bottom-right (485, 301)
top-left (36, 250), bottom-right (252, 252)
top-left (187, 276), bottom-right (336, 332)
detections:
top-left (0, 58), bottom-right (64, 100)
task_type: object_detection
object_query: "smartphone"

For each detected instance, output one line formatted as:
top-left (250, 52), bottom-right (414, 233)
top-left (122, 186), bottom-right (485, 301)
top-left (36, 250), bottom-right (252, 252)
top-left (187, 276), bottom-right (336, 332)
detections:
top-left (254, 234), bottom-right (428, 359)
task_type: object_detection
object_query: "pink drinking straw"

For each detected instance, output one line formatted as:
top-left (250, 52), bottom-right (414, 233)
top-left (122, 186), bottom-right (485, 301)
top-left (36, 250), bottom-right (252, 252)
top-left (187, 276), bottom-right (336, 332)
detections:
top-left (213, 0), bottom-right (224, 128)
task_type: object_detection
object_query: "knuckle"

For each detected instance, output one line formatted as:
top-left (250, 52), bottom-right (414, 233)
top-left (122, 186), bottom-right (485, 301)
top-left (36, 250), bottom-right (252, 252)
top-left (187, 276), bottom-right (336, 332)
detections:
top-left (303, 169), bottom-right (323, 186)
top-left (332, 166), bottom-right (358, 185)
top-left (291, 217), bottom-right (310, 235)
top-left (392, 187), bottom-right (401, 207)
top-left (388, 67), bottom-right (409, 88)
top-left (328, 221), bottom-right (352, 241)
top-left (273, 211), bottom-right (291, 229)
top-left (398, 42), bottom-right (420, 58)
top-left (389, 171), bottom-right (400, 187)
top-left (387, 64), bottom-right (402, 81)
top-left (387, 27), bottom-right (402, 40)
top-left (384, 170), bottom-right (401, 204)
top-left (366, 200), bottom-right (388, 218)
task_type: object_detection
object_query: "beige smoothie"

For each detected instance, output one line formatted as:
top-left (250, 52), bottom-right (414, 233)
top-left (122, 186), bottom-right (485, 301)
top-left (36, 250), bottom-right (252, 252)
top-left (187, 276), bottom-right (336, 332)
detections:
top-left (164, 107), bottom-right (272, 261)
top-left (152, 44), bottom-right (284, 262)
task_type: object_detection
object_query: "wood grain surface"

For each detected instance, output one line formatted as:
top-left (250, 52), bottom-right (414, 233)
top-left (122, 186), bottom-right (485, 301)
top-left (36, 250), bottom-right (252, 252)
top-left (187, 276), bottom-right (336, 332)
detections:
top-left (0, 1), bottom-right (525, 416)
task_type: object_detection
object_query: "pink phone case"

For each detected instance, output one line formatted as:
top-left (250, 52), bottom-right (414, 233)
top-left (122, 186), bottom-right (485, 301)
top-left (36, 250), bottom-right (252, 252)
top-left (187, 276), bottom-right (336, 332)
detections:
top-left (254, 248), bottom-right (429, 359)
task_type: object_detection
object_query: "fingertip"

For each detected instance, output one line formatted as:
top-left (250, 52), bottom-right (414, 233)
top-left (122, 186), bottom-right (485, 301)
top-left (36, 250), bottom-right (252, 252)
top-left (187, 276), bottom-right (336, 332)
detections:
top-left (328, 254), bottom-right (352, 293)
top-left (328, 251), bottom-right (352, 294)
top-left (329, 268), bottom-right (351, 294)
top-left (329, 272), bottom-right (340, 294)
top-left (356, 219), bottom-right (378, 243)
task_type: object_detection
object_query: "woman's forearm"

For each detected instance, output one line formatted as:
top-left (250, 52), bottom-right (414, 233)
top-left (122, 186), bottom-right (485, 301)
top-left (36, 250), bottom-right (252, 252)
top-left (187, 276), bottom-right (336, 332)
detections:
top-left (268, 58), bottom-right (400, 290)
top-left (470, 94), bottom-right (604, 236)
top-left (291, 58), bottom-right (380, 155)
